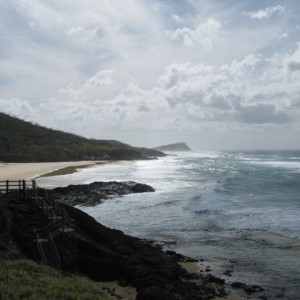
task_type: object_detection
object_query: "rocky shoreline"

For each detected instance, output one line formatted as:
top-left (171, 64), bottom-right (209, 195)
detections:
top-left (49, 181), bottom-right (155, 206)
top-left (49, 181), bottom-right (267, 299)
top-left (2, 182), bottom-right (268, 299)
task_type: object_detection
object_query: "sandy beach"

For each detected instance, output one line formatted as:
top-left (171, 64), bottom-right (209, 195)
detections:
top-left (0, 161), bottom-right (98, 181)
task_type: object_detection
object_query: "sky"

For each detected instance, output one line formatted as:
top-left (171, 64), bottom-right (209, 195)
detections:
top-left (1, 0), bottom-right (300, 150)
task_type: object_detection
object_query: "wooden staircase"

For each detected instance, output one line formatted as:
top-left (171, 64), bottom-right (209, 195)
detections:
top-left (35, 230), bottom-right (61, 269)
top-left (0, 180), bottom-right (76, 270)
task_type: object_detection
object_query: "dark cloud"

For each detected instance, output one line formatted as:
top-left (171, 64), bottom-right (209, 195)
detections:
top-left (138, 105), bottom-right (150, 112)
top-left (288, 61), bottom-right (300, 72)
top-left (235, 103), bottom-right (292, 124)
top-left (208, 93), bottom-right (233, 110)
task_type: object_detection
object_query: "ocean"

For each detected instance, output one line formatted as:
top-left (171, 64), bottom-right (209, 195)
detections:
top-left (37, 150), bottom-right (300, 299)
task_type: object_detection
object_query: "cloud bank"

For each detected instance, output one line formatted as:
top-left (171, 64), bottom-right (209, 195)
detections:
top-left (1, 0), bottom-right (300, 149)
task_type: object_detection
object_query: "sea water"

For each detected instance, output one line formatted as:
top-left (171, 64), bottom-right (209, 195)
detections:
top-left (37, 150), bottom-right (300, 299)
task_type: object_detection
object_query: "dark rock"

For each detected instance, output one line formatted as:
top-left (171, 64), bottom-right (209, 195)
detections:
top-left (4, 192), bottom-right (225, 300)
top-left (136, 286), bottom-right (174, 300)
top-left (224, 269), bottom-right (232, 276)
top-left (184, 257), bottom-right (198, 262)
top-left (231, 281), bottom-right (264, 295)
top-left (231, 282), bottom-right (248, 289)
top-left (206, 275), bottom-right (225, 284)
top-left (131, 183), bottom-right (155, 193)
top-left (245, 285), bottom-right (264, 294)
top-left (50, 181), bottom-right (155, 206)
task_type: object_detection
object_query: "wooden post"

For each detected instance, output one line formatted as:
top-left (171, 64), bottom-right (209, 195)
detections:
top-left (32, 180), bottom-right (36, 204)
top-left (22, 180), bottom-right (26, 198)
top-left (6, 180), bottom-right (9, 193)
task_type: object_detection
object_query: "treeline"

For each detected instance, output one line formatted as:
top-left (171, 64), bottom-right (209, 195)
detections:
top-left (0, 112), bottom-right (164, 162)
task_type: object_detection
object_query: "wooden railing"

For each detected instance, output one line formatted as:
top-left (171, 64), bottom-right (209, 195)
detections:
top-left (1, 179), bottom-right (76, 268)
top-left (0, 180), bottom-right (27, 195)
top-left (1, 180), bottom-right (75, 229)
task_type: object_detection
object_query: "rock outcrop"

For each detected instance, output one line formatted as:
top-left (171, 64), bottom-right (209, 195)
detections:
top-left (50, 181), bottom-right (155, 206)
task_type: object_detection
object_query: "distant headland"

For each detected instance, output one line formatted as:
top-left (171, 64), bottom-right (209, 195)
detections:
top-left (152, 142), bottom-right (191, 152)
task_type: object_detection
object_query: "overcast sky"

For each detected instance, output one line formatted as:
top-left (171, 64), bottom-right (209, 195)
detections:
top-left (1, 0), bottom-right (300, 150)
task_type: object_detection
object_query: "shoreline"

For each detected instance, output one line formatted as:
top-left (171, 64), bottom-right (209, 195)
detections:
top-left (180, 261), bottom-right (248, 300)
top-left (0, 160), bottom-right (267, 299)
top-left (0, 161), bottom-right (101, 181)
top-left (0, 161), bottom-right (266, 299)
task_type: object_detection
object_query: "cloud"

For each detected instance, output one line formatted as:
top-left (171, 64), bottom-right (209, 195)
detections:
top-left (235, 103), bottom-right (292, 124)
top-left (166, 18), bottom-right (221, 48)
top-left (156, 48), bottom-right (299, 127)
top-left (66, 26), bottom-right (100, 41)
top-left (279, 33), bottom-right (289, 40)
top-left (281, 42), bottom-right (300, 74)
top-left (0, 98), bottom-right (35, 121)
top-left (288, 61), bottom-right (300, 72)
top-left (1, 1), bottom-right (300, 148)
top-left (172, 14), bottom-right (184, 24)
top-left (4, 43), bottom-right (299, 137)
top-left (245, 5), bottom-right (285, 20)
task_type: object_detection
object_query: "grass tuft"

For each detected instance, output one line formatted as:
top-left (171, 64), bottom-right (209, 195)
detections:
top-left (0, 259), bottom-right (112, 300)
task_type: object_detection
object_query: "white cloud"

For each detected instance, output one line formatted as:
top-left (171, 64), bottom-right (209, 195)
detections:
top-left (279, 33), bottom-right (289, 40)
top-left (245, 5), bottom-right (285, 20)
top-left (66, 26), bottom-right (100, 41)
top-left (172, 14), bottom-right (184, 24)
top-left (167, 18), bottom-right (221, 48)
top-left (285, 43), bottom-right (300, 74)
top-left (3, 42), bottom-right (300, 140)
top-left (0, 98), bottom-right (35, 121)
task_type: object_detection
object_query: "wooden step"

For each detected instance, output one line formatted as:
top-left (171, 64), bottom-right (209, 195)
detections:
top-left (58, 227), bottom-right (74, 233)
top-left (37, 238), bottom-right (48, 243)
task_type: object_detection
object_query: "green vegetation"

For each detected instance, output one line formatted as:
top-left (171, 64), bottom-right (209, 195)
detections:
top-left (0, 259), bottom-right (112, 300)
top-left (0, 112), bottom-right (164, 162)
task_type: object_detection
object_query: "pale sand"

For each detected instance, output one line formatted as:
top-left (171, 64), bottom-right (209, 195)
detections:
top-left (180, 261), bottom-right (254, 300)
top-left (214, 293), bottom-right (249, 300)
top-left (0, 161), bottom-right (98, 181)
top-left (180, 260), bottom-right (223, 274)
top-left (98, 281), bottom-right (136, 300)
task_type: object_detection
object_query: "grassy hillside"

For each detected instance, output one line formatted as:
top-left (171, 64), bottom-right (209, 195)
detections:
top-left (0, 112), bottom-right (164, 162)
top-left (0, 259), bottom-right (113, 300)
